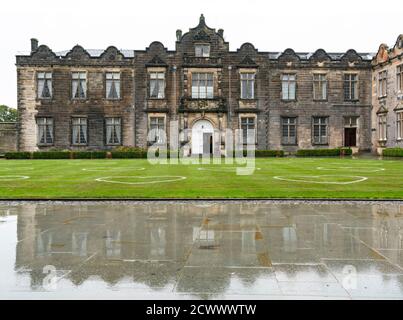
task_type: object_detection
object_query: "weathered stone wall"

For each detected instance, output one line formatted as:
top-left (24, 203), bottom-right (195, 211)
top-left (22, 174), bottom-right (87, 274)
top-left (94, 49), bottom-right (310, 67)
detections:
top-left (371, 35), bottom-right (403, 154)
top-left (16, 15), bottom-right (374, 153)
top-left (0, 122), bottom-right (18, 153)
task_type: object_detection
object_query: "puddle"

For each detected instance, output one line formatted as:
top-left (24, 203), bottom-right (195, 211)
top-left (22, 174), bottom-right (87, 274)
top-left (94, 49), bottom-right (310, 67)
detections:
top-left (0, 201), bottom-right (403, 299)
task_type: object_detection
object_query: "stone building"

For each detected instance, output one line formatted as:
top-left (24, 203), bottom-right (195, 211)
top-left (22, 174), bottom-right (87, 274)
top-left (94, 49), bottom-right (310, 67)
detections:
top-left (371, 35), bottom-right (403, 154)
top-left (16, 15), bottom-right (374, 154)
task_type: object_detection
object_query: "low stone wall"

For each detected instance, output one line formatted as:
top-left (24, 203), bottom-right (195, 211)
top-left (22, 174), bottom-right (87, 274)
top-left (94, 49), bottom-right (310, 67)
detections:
top-left (0, 122), bottom-right (18, 153)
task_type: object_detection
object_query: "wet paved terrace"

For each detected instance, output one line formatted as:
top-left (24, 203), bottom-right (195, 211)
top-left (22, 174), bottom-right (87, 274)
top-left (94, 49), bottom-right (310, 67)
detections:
top-left (0, 201), bottom-right (403, 299)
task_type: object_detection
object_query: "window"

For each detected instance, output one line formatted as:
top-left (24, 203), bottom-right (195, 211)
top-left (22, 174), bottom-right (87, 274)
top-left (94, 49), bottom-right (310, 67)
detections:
top-left (344, 74), bottom-right (358, 101)
top-left (281, 74), bottom-right (296, 100)
top-left (344, 116), bottom-right (358, 127)
top-left (106, 118), bottom-right (121, 145)
top-left (397, 65), bottom-right (403, 93)
top-left (72, 72), bottom-right (87, 99)
top-left (195, 44), bottom-right (210, 57)
top-left (106, 72), bottom-right (120, 99)
top-left (149, 72), bottom-right (165, 99)
top-left (378, 70), bottom-right (387, 98)
top-left (282, 117), bottom-right (297, 145)
top-left (240, 117), bottom-right (256, 144)
top-left (313, 74), bottom-right (327, 100)
top-left (378, 114), bottom-right (387, 141)
top-left (37, 117), bottom-right (53, 145)
top-left (191, 73), bottom-right (213, 99)
top-left (72, 117), bottom-right (87, 145)
top-left (37, 72), bottom-right (52, 99)
top-left (312, 117), bottom-right (328, 144)
top-left (397, 112), bottom-right (403, 140)
top-left (149, 117), bottom-right (165, 143)
top-left (240, 73), bottom-right (255, 99)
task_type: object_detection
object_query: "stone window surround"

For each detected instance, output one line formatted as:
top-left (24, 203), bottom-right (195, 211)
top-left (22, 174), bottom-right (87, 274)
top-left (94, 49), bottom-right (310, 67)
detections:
top-left (343, 72), bottom-right (359, 102)
top-left (185, 68), bottom-right (220, 99)
top-left (281, 116), bottom-right (298, 146)
top-left (281, 73), bottom-right (297, 102)
top-left (36, 116), bottom-right (54, 146)
top-left (239, 69), bottom-right (257, 100)
top-left (312, 72), bottom-right (328, 101)
top-left (377, 70), bottom-right (387, 98)
top-left (71, 116), bottom-right (88, 146)
top-left (397, 64), bottom-right (403, 93)
top-left (105, 117), bottom-right (122, 146)
top-left (147, 113), bottom-right (167, 144)
top-left (36, 70), bottom-right (53, 100)
top-left (377, 112), bottom-right (388, 142)
top-left (147, 67), bottom-right (166, 100)
top-left (71, 70), bottom-right (88, 100)
top-left (105, 71), bottom-right (122, 100)
top-left (238, 113), bottom-right (257, 144)
top-left (194, 43), bottom-right (210, 57)
top-left (312, 116), bottom-right (329, 145)
top-left (396, 111), bottom-right (403, 141)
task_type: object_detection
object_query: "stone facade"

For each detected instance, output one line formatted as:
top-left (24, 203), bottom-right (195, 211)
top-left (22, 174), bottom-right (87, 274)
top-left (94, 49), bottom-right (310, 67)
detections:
top-left (371, 35), bottom-right (403, 154)
top-left (16, 15), bottom-right (374, 154)
top-left (0, 122), bottom-right (18, 153)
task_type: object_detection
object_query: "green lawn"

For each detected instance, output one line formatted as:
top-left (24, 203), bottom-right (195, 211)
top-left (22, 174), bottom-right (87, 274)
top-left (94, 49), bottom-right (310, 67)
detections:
top-left (0, 157), bottom-right (402, 199)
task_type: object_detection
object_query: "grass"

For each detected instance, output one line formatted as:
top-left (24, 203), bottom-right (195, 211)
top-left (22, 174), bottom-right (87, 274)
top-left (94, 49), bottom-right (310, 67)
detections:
top-left (0, 157), bottom-right (402, 199)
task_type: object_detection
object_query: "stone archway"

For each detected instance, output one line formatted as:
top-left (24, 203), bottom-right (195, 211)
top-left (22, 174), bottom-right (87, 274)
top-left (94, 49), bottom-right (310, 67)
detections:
top-left (191, 119), bottom-right (214, 155)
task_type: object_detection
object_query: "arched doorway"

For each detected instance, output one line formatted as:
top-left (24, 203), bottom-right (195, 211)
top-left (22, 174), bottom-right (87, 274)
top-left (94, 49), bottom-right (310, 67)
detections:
top-left (191, 120), bottom-right (214, 155)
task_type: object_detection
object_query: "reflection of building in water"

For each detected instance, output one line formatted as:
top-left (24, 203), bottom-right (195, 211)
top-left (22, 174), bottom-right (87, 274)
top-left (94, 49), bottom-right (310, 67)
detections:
top-left (13, 202), bottom-right (403, 294)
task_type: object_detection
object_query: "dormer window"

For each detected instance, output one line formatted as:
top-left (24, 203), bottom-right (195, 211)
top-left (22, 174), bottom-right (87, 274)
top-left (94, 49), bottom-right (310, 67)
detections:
top-left (195, 44), bottom-right (210, 57)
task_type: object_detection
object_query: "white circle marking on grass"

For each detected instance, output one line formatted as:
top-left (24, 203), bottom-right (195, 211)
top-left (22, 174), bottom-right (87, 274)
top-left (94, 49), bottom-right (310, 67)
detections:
top-left (273, 175), bottom-right (368, 185)
top-left (95, 175), bottom-right (186, 185)
top-left (0, 175), bottom-right (30, 181)
top-left (82, 167), bottom-right (145, 172)
top-left (197, 167), bottom-right (261, 172)
top-left (316, 166), bottom-right (385, 173)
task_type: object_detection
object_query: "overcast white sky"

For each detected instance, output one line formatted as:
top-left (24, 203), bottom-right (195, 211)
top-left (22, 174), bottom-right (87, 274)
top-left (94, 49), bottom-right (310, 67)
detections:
top-left (0, 0), bottom-right (401, 108)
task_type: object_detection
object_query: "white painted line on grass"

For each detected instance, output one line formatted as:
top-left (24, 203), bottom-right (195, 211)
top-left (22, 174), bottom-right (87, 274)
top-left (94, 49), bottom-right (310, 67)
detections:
top-left (273, 175), bottom-right (368, 185)
top-left (95, 176), bottom-right (187, 185)
top-left (316, 166), bottom-right (385, 173)
top-left (82, 167), bottom-right (145, 172)
top-left (0, 176), bottom-right (30, 181)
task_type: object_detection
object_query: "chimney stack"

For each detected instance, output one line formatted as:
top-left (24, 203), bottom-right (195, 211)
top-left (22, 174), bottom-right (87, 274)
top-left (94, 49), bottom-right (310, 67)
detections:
top-left (31, 38), bottom-right (38, 53)
top-left (176, 30), bottom-right (182, 42)
top-left (218, 29), bottom-right (224, 38)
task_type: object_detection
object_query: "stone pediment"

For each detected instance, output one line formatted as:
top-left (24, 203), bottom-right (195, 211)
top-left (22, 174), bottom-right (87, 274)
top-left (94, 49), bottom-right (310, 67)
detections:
top-left (310, 49), bottom-right (331, 62)
top-left (238, 55), bottom-right (258, 68)
top-left (193, 29), bottom-right (211, 42)
top-left (376, 106), bottom-right (388, 114)
top-left (146, 55), bottom-right (167, 67)
top-left (341, 49), bottom-right (362, 63)
top-left (100, 46), bottom-right (125, 61)
top-left (31, 45), bottom-right (58, 61)
top-left (65, 45), bottom-right (91, 60)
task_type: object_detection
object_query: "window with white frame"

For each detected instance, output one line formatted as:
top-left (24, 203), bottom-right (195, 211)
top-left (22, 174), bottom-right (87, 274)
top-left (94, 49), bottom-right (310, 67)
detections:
top-left (195, 44), bottom-right (210, 57)
top-left (281, 74), bottom-right (296, 100)
top-left (191, 73), bottom-right (213, 99)
top-left (72, 117), bottom-right (87, 145)
top-left (72, 72), bottom-right (87, 99)
top-left (37, 117), bottom-right (53, 145)
top-left (312, 117), bottom-right (328, 144)
top-left (313, 74), bottom-right (327, 100)
top-left (37, 72), bottom-right (52, 99)
top-left (106, 72), bottom-right (120, 99)
top-left (240, 73), bottom-right (255, 99)
top-left (149, 72), bottom-right (165, 99)
top-left (344, 74), bottom-right (358, 101)
top-left (106, 118), bottom-right (121, 145)
top-left (378, 114), bottom-right (387, 141)
top-left (397, 112), bottom-right (403, 140)
top-left (397, 65), bottom-right (403, 93)
top-left (378, 70), bottom-right (387, 98)
top-left (149, 117), bottom-right (165, 143)
top-left (282, 117), bottom-right (297, 145)
top-left (240, 117), bottom-right (256, 144)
